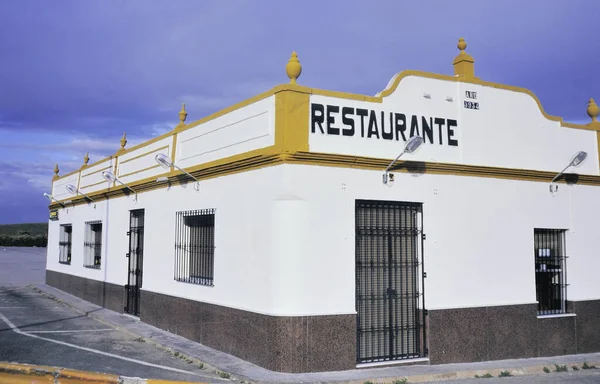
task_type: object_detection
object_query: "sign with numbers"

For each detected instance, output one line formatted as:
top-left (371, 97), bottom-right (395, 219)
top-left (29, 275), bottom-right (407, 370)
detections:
top-left (464, 90), bottom-right (480, 110)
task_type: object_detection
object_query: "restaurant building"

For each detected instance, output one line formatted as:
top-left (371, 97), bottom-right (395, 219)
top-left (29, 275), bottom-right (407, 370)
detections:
top-left (45, 38), bottom-right (600, 373)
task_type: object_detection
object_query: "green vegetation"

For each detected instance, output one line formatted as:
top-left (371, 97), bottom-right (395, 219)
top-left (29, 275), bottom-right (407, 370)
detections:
top-left (582, 361), bottom-right (597, 369)
top-left (543, 366), bottom-right (550, 373)
top-left (474, 373), bottom-right (493, 378)
top-left (554, 364), bottom-right (568, 372)
top-left (0, 223), bottom-right (48, 247)
top-left (498, 370), bottom-right (512, 377)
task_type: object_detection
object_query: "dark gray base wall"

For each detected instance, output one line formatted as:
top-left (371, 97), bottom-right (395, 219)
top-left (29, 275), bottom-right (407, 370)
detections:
top-left (427, 301), bottom-right (600, 365)
top-left (140, 290), bottom-right (356, 373)
top-left (45, 270), bottom-right (124, 314)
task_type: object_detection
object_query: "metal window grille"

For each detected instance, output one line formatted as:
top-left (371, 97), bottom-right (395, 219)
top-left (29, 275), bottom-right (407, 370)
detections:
top-left (58, 224), bottom-right (72, 264)
top-left (534, 228), bottom-right (568, 315)
top-left (355, 199), bottom-right (426, 364)
top-left (174, 209), bottom-right (215, 286)
top-left (84, 220), bottom-right (102, 269)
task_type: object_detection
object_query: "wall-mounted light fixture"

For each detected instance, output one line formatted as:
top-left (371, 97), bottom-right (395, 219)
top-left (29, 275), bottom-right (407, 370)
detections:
top-left (445, 96), bottom-right (454, 102)
top-left (43, 193), bottom-right (65, 207)
top-left (383, 135), bottom-right (424, 184)
top-left (102, 170), bottom-right (137, 201)
top-left (154, 153), bottom-right (200, 191)
top-left (65, 184), bottom-right (96, 208)
top-left (549, 151), bottom-right (588, 193)
top-left (423, 93), bottom-right (431, 99)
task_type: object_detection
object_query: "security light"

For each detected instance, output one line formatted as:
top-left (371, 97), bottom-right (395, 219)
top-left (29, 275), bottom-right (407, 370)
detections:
top-left (43, 193), bottom-right (65, 207)
top-left (65, 183), bottom-right (96, 207)
top-left (154, 153), bottom-right (200, 191)
top-left (383, 136), bottom-right (425, 184)
top-left (102, 171), bottom-right (137, 201)
top-left (549, 151), bottom-right (588, 193)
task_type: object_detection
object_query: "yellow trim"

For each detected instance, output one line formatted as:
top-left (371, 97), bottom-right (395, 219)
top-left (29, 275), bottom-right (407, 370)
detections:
top-left (50, 150), bottom-right (600, 209)
top-left (81, 165), bottom-right (112, 178)
top-left (119, 164), bottom-right (161, 179)
top-left (170, 133), bottom-right (178, 173)
top-left (119, 145), bottom-right (169, 165)
top-left (274, 90), bottom-right (310, 154)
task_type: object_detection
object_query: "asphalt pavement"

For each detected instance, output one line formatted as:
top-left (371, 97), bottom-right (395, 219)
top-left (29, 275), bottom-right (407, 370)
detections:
top-left (447, 369), bottom-right (600, 383)
top-left (0, 247), bottom-right (227, 383)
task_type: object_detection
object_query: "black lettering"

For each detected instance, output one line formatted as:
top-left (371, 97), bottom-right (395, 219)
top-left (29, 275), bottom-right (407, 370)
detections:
top-left (395, 113), bottom-right (407, 141)
top-left (422, 116), bottom-right (434, 144)
top-left (410, 115), bottom-right (420, 137)
top-left (367, 110), bottom-right (380, 139)
top-left (434, 117), bottom-right (445, 145)
top-left (326, 105), bottom-right (340, 135)
top-left (341, 107), bottom-right (355, 136)
top-left (311, 103), bottom-right (325, 133)
top-left (447, 119), bottom-right (458, 146)
top-left (356, 108), bottom-right (368, 137)
top-left (381, 111), bottom-right (393, 140)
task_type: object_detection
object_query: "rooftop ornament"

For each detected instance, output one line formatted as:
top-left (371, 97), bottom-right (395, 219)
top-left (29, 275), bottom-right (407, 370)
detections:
top-left (587, 98), bottom-right (599, 125)
top-left (52, 164), bottom-right (60, 181)
top-left (174, 102), bottom-right (187, 131)
top-left (286, 51), bottom-right (302, 85)
top-left (82, 152), bottom-right (90, 168)
top-left (118, 132), bottom-right (127, 153)
top-left (453, 37), bottom-right (476, 80)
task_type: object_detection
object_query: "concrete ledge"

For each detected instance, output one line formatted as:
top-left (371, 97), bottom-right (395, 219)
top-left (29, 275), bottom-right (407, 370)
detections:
top-left (0, 362), bottom-right (208, 384)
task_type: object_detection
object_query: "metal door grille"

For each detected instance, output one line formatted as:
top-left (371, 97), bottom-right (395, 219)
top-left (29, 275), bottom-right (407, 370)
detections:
top-left (125, 209), bottom-right (145, 316)
top-left (355, 199), bottom-right (426, 364)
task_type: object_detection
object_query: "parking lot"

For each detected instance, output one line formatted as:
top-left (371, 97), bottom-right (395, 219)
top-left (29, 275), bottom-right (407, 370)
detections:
top-left (0, 247), bottom-right (228, 383)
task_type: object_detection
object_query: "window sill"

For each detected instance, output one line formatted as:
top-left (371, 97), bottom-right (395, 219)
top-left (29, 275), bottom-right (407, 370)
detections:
top-left (84, 265), bottom-right (101, 270)
top-left (58, 261), bottom-right (71, 265)
top-left (537, 313), bottom-right (576, 319)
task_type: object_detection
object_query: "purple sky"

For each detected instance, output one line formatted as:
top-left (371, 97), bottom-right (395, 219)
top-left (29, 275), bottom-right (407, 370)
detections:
top-left (1, 0), bottom-right (599, 224)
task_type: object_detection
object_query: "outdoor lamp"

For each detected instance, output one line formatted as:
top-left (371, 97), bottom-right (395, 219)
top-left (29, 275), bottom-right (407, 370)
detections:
top-left (43, 193), bottom-right (65, 207)
top-left (549, 151), bottom-right (588, 193)
top-left (154, 153), bottom-right (200, 191)
top-left (383, 135), bottom-right (425, 184)
top-left (65, 184), bottom-right (96, 207)
top-left (102, 170), bottom-right (137, 201)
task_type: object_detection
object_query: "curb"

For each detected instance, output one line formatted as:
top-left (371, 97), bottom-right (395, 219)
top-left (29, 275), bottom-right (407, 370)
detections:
top-left (0, 362), bottom-right (208, 384)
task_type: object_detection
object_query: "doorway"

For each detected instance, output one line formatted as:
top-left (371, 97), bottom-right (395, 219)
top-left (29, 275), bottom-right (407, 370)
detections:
top-left (125, 209), bottom-right (145, 316)
top-left (355, 199), bottom-right (426, 364)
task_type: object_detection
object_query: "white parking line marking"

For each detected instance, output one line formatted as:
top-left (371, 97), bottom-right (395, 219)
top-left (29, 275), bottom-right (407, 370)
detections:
top-left (25, 328), bottom-right (116, 334)
top-left (0, 312), bottom-right (202, 377)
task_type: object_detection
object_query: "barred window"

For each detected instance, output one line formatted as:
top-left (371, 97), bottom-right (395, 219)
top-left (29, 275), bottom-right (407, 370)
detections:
top-left (84, 220), bottom-right (103, 269)
top-left (534, 228), bottom-right (568, 315)
top-left (174, 209), bottom-right (215, 286)
top-left (58, 224), bottom-right (72, 264)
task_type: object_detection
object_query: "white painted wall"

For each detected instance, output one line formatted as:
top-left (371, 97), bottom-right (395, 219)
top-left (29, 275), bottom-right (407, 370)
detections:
top-left (79, 159), bottom-right (115, 194)
top-left (117, 137), bottom-right (173, 184)
top-left (309, 75), bottom-right (599, 176)
top-left (46, 162), bottom-right (600, 317)
top-left (277, 163), bottom-right (600, 312)
top-left (176, 96), bottom-right (275, 169)
top-left (47, 166), bottom-right (282, 315)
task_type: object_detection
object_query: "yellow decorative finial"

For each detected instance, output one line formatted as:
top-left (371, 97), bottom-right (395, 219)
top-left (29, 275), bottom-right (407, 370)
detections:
top-left (286, 51), bottom-right (302, 85)
top-left (453, 37), bottom-right (476, 80)
top-left (587, 98), bottom-right (599, 124)
top-left (179, 102), bottom-right (187, 124)
top-left (83, 152), bottom-right (89, 167)
top-left (457, 37), bottom-right (467, 52)
top-left (120, 132), bottom-right (127, 151)
top-left (53, 164), bottom-right (60, 180)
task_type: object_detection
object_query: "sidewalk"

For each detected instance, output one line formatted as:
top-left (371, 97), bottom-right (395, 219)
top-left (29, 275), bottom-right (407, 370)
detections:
top-left (31, 283), bottom-right (600, 384)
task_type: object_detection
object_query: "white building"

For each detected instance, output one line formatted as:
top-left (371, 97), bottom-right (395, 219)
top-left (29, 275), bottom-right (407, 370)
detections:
top-left (45, 38), bottom-right (600, 373)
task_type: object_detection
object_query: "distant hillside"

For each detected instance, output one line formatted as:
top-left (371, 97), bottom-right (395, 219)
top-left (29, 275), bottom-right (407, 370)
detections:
top-left (0, 223), bottom-right (48, 247)
top-left (0, 223), bottom-right (48, 236)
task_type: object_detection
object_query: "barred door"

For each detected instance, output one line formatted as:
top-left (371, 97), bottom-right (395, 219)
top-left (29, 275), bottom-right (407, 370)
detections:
top-left (355, 200), bottom-right (426, 364)
top-left (125, 209), bottom-right (145, 316)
